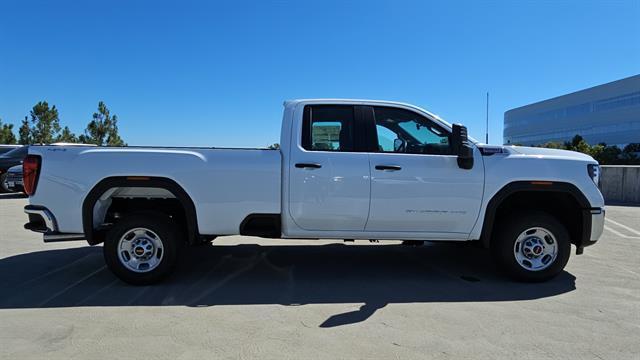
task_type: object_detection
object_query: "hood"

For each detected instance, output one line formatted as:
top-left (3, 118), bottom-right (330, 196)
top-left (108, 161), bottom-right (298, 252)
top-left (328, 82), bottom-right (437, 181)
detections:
top-left (507, 146), bottom-right (596, 162)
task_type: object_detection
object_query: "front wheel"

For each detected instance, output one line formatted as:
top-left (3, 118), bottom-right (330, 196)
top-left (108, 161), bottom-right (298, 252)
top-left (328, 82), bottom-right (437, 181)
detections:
top-left (492, 212), bottom-right (571, 282)
top-left (103, 213), bottom-right (180, 285)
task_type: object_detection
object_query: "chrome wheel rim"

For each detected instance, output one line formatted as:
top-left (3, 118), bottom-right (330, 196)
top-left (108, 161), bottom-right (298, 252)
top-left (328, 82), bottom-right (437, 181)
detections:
top-left (513, 227), bottom-right (558, 271)
top-left (117, 228), bottom-right (164, 273)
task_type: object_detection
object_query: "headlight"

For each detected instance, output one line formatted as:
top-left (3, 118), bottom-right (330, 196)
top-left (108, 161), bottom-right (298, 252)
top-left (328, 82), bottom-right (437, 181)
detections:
top-left (588, 164), bottom-right (600, 186)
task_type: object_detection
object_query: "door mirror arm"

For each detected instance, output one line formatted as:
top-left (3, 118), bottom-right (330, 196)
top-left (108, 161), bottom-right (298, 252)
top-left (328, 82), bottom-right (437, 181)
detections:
top-left (452, 124), bottom-right (474, 170)
top-left (393, 138), bottom-right (406, 153)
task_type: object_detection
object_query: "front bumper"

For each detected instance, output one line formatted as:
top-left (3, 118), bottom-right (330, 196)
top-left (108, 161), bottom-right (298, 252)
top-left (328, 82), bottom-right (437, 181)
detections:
top-left (589, 207), bottom-right (605, 242)
top-left (576, 207), bottom-right (604, 254)
top-left (24, 205), bottom-right (85, 242)
top-left (4, 173), bottom-right (23, 190)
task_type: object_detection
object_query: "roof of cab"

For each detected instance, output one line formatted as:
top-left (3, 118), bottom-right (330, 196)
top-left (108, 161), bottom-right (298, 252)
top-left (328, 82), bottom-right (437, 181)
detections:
top-left (285, 98), bottom-right (420, 108)
top-left (283, 98), bottom-right (450, 128)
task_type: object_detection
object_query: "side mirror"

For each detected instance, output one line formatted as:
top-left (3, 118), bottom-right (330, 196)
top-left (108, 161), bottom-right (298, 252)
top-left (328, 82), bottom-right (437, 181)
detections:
top-left (393, 138), bottom-right (406, 152)
top-left (451, 124), bottom-right (474, 170)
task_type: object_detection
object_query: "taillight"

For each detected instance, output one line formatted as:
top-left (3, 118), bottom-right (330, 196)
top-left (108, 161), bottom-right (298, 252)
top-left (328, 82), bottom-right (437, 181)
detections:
top-left (23, 155), bottom-right (41, 196)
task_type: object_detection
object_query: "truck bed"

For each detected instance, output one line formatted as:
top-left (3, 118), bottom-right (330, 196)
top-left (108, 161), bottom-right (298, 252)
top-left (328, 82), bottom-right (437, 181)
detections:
top-left (27, 145), bottom-right (282, 235)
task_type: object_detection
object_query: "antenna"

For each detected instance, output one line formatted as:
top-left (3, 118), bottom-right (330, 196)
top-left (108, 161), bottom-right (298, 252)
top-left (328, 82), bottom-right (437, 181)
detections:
top-left (485, 92), bottom-right (489, 144)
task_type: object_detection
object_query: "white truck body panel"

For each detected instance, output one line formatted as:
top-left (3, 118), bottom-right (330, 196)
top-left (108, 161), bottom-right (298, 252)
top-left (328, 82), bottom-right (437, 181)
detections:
top-left (467, 146), bottom-right (604, 240)
top-left (27, 147), bottom-right (281, 235)
top-left (26, 98), bottom-right (604, 244)
top-left (288, 151), bottom-right (371, 231)
top-left (365, 148), bottom-right (484, 235)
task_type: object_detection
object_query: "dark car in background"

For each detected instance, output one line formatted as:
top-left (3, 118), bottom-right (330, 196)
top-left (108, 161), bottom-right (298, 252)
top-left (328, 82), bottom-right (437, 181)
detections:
top-left (0, 146), bottom-right (27, 193)
top-left (0, 145), bottom-right (21, 156)
top-left (1, 144), bottom-right (97, 193)
top-left (4, 165), bottom-right (23, 193)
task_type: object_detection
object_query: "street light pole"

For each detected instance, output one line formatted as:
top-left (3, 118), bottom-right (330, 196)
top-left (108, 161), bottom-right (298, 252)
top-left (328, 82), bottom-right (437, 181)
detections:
top-left (485, 92), bottom-right (489, 144)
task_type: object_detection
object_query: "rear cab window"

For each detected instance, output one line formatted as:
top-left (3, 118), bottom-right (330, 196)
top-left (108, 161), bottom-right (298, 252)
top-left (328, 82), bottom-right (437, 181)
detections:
top-left (302, 105), bottom-right (355, 152)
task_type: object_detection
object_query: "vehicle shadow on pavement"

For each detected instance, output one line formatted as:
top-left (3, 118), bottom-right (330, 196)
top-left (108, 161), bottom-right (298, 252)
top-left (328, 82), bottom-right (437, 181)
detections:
top-left (0, 193), bottom-right (27, 199)
top-left (0, 242), bottom-right (576, 327)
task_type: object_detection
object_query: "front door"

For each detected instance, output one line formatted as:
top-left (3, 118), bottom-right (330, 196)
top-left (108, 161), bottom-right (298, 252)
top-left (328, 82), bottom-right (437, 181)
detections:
top-left (364, 106), bottom-right (484, 237)
top-left (288, 105), bottom-right (371, 231)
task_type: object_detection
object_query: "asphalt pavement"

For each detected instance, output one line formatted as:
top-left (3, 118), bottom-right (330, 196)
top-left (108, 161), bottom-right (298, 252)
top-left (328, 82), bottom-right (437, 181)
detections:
top-left (0, 194), bottom-right (638, 359)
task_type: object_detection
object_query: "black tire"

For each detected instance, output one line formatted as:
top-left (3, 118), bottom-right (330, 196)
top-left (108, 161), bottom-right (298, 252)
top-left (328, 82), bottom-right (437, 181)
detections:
top-left (104, 213), bottom-right (180, 285)
top-left (492, 211), bottom-right (571, 282)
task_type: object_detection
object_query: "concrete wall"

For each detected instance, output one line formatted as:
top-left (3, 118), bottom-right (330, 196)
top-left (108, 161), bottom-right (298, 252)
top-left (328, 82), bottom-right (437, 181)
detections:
top-left (599, 166), bottom-right (640, 204)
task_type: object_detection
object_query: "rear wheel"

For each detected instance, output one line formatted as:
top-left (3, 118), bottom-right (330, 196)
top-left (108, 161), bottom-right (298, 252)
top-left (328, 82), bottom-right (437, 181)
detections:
top-left (492, 211), bottom-right (570, 282)
top-left (104, 213), bottom-right (180, 285)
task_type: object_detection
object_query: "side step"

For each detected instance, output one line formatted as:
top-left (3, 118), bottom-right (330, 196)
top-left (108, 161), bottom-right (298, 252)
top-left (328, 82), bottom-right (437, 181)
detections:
top-left (44, 233), bottom-right (86, 242)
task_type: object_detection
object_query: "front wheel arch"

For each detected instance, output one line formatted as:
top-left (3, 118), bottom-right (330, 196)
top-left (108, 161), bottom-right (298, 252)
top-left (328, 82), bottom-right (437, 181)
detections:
top-left (480, 181), bottom-right (591, 250)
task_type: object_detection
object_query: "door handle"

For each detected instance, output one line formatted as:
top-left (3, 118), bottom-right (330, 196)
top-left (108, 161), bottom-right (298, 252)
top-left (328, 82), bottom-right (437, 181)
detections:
top-left (295, 163), bottom-right (322, 169)
top-left (375, 165), bottom-right (402, 171)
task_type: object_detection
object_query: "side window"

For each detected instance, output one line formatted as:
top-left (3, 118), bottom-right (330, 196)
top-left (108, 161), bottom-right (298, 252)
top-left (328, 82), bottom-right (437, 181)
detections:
top-left (302, 106), bottom-right (354, 152)
top-left (376, 125), bottom-right (397, 152)
top-left (373, 107), bottom-right (452, 155)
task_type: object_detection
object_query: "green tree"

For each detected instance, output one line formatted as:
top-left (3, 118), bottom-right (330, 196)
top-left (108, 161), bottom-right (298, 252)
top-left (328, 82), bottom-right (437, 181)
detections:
top-left (564, 135), bottom-right (591, 154)
top-left (600, 145), bottom-right (623, 165)
top-left (0, 118), bottom-right (17, 144)
top-left (527, 135), bottom-right (640, 165)
top-left (56, 126), bottom-right (78, 143)
top-left (561, 136), bottom-right (622, 165)
top-left (19, 116), bottom-right (31, 145)
top-left (540, 141), bottom-right (563, 149)
top-left (588, 143), bottom-right (622, 165)
top-left (267, 143), bottom-right (280, 149)
top-left (623, 143), bottom-right (640, 153)
top-left (620, 143), bottom-right (639, 164)
top-left (79, 101), bottom-right (125, 146)
top-left (29, 101), bottom-right (61, 144)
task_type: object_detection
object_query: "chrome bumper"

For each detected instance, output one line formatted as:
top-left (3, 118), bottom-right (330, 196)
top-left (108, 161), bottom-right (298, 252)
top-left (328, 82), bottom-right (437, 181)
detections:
top-left (24, 205), bottom-right (85, 242)
top-left (24, 206), bottom-right (57, 233)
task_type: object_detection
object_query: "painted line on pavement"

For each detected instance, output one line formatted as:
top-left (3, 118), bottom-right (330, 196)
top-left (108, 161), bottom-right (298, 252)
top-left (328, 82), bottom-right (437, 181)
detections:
top-left (604, 225), bottom-right (640, 239)
top-left (606, 218), bottom-right (640, 236)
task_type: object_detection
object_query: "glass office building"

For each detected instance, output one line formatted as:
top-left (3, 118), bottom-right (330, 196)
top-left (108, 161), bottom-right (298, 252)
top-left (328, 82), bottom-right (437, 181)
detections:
top-left (504, 75), bottom-right (640, 147)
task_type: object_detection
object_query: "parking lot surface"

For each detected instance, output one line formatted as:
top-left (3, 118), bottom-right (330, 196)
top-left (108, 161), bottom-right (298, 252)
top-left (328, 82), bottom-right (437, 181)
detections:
top-left (1, 194), bottom-right (639, 359)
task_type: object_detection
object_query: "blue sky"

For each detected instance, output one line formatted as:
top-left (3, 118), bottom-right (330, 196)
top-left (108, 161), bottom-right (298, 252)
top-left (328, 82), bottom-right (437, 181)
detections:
top-left (1, 0), bottom-right (638, 147)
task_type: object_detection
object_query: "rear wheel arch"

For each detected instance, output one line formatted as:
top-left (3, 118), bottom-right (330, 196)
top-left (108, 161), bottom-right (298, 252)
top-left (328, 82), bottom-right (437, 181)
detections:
top-left (82, 176), bottom-right (199, 245)
top-left (480, 181), bottom-right (591, 249)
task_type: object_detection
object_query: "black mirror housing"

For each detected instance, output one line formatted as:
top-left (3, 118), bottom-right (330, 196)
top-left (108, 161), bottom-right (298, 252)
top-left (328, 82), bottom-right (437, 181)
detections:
top-left (452, 124), bottom-right (474, 170)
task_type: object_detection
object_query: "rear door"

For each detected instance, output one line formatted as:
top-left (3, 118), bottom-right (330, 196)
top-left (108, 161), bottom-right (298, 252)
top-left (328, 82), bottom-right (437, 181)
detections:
top-left (288, 105), bottom-right (371, 231)
top-left (364, 106), bottom-right (484, 237)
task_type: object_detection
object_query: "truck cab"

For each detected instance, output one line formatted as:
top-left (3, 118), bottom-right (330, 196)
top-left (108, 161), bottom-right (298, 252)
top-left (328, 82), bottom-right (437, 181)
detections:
top-left (281, 100), bottom-right (483, 241)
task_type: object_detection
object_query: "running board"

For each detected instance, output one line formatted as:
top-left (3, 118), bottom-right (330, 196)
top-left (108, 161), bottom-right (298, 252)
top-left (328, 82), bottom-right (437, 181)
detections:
top-left (43, 233), bottom-right (86, 242)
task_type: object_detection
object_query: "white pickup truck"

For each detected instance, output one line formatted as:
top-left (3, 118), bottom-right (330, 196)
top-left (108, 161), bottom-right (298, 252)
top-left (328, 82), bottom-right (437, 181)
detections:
top-left (22, 99), bottom-right (605, 285)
